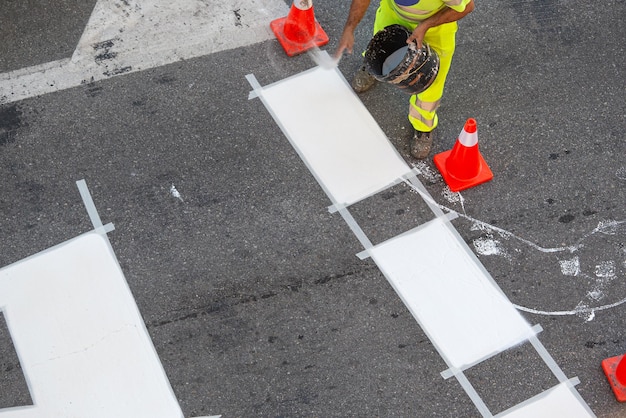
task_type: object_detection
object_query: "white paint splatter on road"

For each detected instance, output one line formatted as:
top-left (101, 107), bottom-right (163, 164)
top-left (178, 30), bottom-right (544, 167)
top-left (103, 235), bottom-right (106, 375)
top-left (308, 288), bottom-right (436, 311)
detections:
top-left (412, 161), bottom-right (441, 183)
top-left (473, 236), bottom-right (508, 258)
top-left (559, 257), bottom-right (581, 276)
top-left (169, 184), bottom-right (184, 202)
top-left (405, 173), bottom-right (626, 320)
top-left (595, 260), bottom-right (616, 279)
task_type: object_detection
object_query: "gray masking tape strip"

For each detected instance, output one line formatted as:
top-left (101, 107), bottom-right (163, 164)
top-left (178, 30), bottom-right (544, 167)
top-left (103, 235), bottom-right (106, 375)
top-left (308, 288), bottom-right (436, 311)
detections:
top-left (563, 377), bottom-right (598, 417)
top-left (529, 331), bottom-right (570, 383)
top-left (76, 179), bottom-right (104, 231)
top-left (440, 324), bottom-right (542, 380)
top-left (245, 72), bottom-right (347, 214)
top-left (245, 73), bottom-right (262, 100)
top-left (404, 172), bottom-right (449, 219)
top-left (455, 370), bottom-right (494, 418)
top-left (359, 211), bottom-right (458, 260)
top-left (335, 205), bottom-right (373, 256)
top-left (76, 180), bottom-right (115, 235)
top-left (327, 175), bottom-right (407, 214)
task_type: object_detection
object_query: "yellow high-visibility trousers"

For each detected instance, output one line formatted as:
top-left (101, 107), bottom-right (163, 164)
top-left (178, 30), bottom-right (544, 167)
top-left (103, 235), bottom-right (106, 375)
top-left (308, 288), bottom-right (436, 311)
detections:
top-left (373, 0), bottom-right (458, 132)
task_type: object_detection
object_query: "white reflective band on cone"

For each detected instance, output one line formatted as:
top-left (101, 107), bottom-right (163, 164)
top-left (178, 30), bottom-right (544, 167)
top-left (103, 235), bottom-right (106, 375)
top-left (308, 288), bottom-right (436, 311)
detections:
top-left (458, 129), bottom-right (478, 147)
top-left (294, 0), bottom-right (313, 10)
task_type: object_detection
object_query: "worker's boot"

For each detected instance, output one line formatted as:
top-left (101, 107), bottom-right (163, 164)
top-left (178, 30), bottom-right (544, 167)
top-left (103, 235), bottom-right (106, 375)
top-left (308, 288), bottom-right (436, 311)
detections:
top-left (410, 129), bottom-right (435, 159)
top-left (351, 64), bottom-right (377, 93)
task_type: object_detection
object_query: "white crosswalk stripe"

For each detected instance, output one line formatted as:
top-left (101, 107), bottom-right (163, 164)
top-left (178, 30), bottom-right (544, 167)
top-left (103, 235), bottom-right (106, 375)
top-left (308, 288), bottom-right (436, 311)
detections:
top-left (0, 0), bottom-right (288, 105)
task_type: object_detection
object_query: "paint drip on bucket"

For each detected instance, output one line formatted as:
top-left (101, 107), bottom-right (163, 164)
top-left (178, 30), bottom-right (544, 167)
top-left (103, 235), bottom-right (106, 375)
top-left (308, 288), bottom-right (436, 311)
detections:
top-left (364, 24), bottom-right (439, 95)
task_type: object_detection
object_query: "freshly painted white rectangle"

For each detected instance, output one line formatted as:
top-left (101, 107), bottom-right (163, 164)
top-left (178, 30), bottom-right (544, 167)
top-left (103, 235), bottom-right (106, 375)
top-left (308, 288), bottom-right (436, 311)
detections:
top-left (368, 217), bottom-right (535, 370)
top-left (259, 66), bottom-right (413, 207)
top-left (0, 233), bottom-right (182, 418)
top-left (498, 382), bottom-right (595, 417)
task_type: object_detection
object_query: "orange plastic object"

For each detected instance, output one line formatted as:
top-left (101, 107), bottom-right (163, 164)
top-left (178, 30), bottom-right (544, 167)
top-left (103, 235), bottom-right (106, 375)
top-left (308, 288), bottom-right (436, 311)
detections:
top-left (602, 354), bottom-right (626, 402)
top-left (433, 118), bottom-right (493, 192)
top-left (270, 2), bottom-right (328, 56)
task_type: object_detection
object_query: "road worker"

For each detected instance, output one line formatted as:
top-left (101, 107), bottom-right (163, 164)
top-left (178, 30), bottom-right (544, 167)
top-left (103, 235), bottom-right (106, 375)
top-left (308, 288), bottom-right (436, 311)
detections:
top-left (335, 0), bottom-right (475, 159)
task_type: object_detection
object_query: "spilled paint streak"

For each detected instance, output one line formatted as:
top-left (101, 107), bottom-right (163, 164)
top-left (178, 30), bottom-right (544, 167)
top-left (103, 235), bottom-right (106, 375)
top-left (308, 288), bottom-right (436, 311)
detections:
top-left (514, 296), bottom-right (626, 318)
top-left (403, 178), bottom-right (584, 253)
top-left (403, 178), bottom-right (626, 319)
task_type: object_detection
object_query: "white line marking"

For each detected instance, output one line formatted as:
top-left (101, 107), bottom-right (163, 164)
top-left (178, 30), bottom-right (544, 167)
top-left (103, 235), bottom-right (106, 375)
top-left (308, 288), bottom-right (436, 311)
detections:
top-left (0, 0), bottom-right (288, 104)
top-left (369, 217), bottom-right (536, 371)
top-left (498, 379), bottom-right (595, 418)
top-left (0, 233), bottom-right (184, 417)
top-left (250, 67), bottom-right (595, 416)
top-left (253, 66), bottom-right (414, 208)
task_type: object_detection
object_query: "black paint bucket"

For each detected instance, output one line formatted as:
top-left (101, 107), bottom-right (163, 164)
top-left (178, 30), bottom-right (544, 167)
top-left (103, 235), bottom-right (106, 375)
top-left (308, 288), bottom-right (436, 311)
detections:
top-left (364, 24), bottom-right (440, 95)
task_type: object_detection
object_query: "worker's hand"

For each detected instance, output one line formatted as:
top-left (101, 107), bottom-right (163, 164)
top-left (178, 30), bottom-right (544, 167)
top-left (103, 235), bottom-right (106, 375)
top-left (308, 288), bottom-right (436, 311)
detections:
top-left (335, 30), bottom-right (355, 59)
top-left (407, 24), bottom-right (428, 49)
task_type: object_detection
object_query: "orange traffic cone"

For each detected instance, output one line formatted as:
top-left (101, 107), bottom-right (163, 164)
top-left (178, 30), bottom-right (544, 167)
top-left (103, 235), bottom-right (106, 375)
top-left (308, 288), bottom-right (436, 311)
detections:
top-left (602, 353), bottom-right (626, 402)
top-left (433, 118), bottom-right (493, 192)
top-left (270, 0), bottom-right (329, 56)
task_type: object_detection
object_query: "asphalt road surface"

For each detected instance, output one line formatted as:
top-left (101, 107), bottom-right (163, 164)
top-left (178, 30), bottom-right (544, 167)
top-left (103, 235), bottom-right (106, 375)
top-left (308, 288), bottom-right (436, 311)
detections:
top-left (1, 0), bottom-right (625, 416)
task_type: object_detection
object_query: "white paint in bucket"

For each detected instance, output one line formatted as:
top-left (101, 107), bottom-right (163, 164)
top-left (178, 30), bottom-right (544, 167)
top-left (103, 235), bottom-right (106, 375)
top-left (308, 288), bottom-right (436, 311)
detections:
top-left (382, 46), bottom-right (408, 76)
